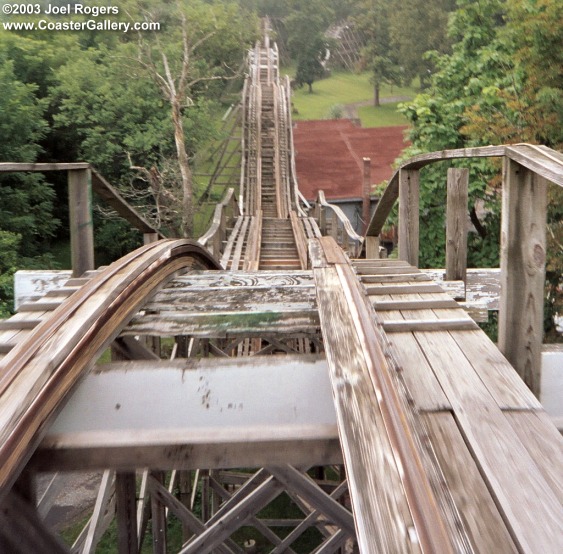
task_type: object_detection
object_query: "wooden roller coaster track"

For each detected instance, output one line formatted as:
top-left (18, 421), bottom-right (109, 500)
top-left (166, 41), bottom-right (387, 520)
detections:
top-left (0, 27), bottom-right (561, 554)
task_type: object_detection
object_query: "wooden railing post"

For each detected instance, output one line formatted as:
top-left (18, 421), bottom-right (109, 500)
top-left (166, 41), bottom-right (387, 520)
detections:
top-left (330, 212), bottom-right (338, 239)
top-left (498, 159), bottom-right (547, 397)
top-left (398, 168), bottom-right (419, 266)
top-left (365, 235), bottom-right (380, 259)
top-left (319, 205), bottom-right (326, 234)
top-left (362, 157), bottom-right (371, 234)
top-left (143, 233), bottom-right (159, 245)
top-left (68, 168), bottom-right (94, 277)
top-left (446, 168), bottom-right (469, 282)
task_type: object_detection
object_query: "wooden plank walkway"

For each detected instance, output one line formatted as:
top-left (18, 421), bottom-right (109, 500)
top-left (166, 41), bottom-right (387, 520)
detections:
top-left (349, 251), bottom-right (562, 553)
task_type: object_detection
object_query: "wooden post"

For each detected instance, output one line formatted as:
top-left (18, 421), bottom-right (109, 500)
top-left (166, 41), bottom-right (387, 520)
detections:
top-left (319, 205), bottom-right (326, 235)
top-left (68, 168), bottom-right (94, 277)
top-left (365, 236), bottom-right (380, 259)
top-left (446, 168), bottom-right (469, 282)
top-left (398, 169), bottom-right (419, 266)
top-left (143, 233), bottom-right (159, 245)
top-left (178, 471), bottom-right (192, 543)
top-left (498, 159), bottom-right (547, 397)
top-left (362, 157), bottom-right (371, 234)
top-left (330, 212), bottom-right (338, 239)
top-left (116, 472), bottom-right (138, 554)
top-left (150, 472), bottom-right (167, 554)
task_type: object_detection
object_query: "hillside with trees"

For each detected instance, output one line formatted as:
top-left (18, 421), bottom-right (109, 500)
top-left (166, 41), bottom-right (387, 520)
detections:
top-left (0, 0), bottom-right (561, 321)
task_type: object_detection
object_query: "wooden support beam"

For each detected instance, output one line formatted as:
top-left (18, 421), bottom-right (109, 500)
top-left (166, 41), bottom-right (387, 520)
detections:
top-left (116, 472), bottom-right (138, 554)
top-left (147, 476), bottom-right (237, 554)
top-left (80, 470), bottom-right (115, 554)
top-left (0, 162), bottom-right (90, 172)
top-left (267, 465), bottom-right (355, 537)
top-left (179, 474), bottom-right (284, 554)
top-left (0, 491), bottom-right (70, 553)
top-left (68, 168), bottom-right (95, 277)
top-left (498, 159), bottom-right (548, 397)
top-left (150, 472), bottom-right (167, 554)
top-left (398, 168), bottom-right (419, 266)
top-left (446, 168), bottom-right (469, 282)
top-left (34, 356), bottom-right (341, 471)
top-left (269, 480), bottom-right (349, 554)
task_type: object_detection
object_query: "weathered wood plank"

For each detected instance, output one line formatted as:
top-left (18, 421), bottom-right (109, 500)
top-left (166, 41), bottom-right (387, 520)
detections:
top-left (17, 300), bottom-right (63, 312)
top-left (353, 259), bottom-right (411, 268)
top-left (170, 270), bottom-right (314, 289)
top-left (365, 283), bottom-right (443, 295)
top-left (145, 284), bottom-right (316, 312)
top-left (449, 330), bottom-right (541, 410)
top-left (230, 216), bottom-right (250, 270)
top-left (116, 472), bottom-right (138, 554)
top-left (243, 212), bottom-right (262, 271)
top-left (414, 330), bottom-right (563, 553)
top-left (124, 309), bottom-right (319, 337)
top-left (504, 410), bottom-right (563, 504)
top-left (372, 299), bottom-right (459, 311)
top-left (68, 168), bottom-right (95, 278)
top-left (289, 211), bottom-right (308, 269)
top-left (423, 412), bottom-right (519, 553)
top-left (382, 319), bottom-right (478, 333)
top-left (360, 273), bottom-right (431, 283)
top-left (220, 216), bottom-right (244, 268)
top-left (355, 266), bottom-right (419, 275)
top-left (385, 332), bottom-right (450, 412)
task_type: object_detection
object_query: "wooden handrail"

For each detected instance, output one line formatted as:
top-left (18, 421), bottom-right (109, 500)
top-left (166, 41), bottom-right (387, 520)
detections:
top-left (197, 187), bottom-right (239, 261)
top-left (0, 162), bottom-right (163, 277)
top-left (284, 76), bottom-right (310, 216)
top-left (363, 142), bottom-right (563, 398)
top-left (316, 191), bottom-right (364, 257)
top-left (365, 144), bottom-right (563, 237)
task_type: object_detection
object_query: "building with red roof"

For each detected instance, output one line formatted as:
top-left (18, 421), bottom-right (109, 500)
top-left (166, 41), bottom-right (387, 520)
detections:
top-left (293, 119), bottom-right (408, 233)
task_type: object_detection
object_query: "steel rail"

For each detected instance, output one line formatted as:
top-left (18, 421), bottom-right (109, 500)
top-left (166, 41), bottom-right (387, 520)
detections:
top-left (0, 239), bottom-right (220, 501)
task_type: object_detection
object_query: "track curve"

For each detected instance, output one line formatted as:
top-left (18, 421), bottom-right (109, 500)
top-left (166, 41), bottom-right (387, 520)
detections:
top-left (0, 239), bottom-right (220, 501)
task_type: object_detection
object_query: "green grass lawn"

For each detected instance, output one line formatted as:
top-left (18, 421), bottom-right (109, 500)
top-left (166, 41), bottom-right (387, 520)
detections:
top-left (285, 70), bottom-right (415, 127)
top-left (357, 102), bottom-right (409, 127)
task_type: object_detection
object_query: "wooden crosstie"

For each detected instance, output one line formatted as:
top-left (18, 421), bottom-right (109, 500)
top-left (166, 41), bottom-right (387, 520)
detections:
top-left (0, 29), bottom-right (562, 554)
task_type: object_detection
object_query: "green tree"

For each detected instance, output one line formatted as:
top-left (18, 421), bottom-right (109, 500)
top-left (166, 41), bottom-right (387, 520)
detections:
top-left (52, 0), bottom-right (258, 237)
top-left (388, 0), bottom-right (456, 88)
top-left (284, 0), bottom-right (334, 59)
top-left (295, 35), bottom-right (329, 93)
top-left (355, 0), bottom-right (402, 106)
top-left (0, 57), bottom-right (60, 315)
top-left (396, 0), bottom-right (508, 268)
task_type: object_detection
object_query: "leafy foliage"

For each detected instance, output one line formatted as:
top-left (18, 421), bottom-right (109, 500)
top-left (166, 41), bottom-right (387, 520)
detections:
top-left (295, 35), bottom-right (329, 93)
